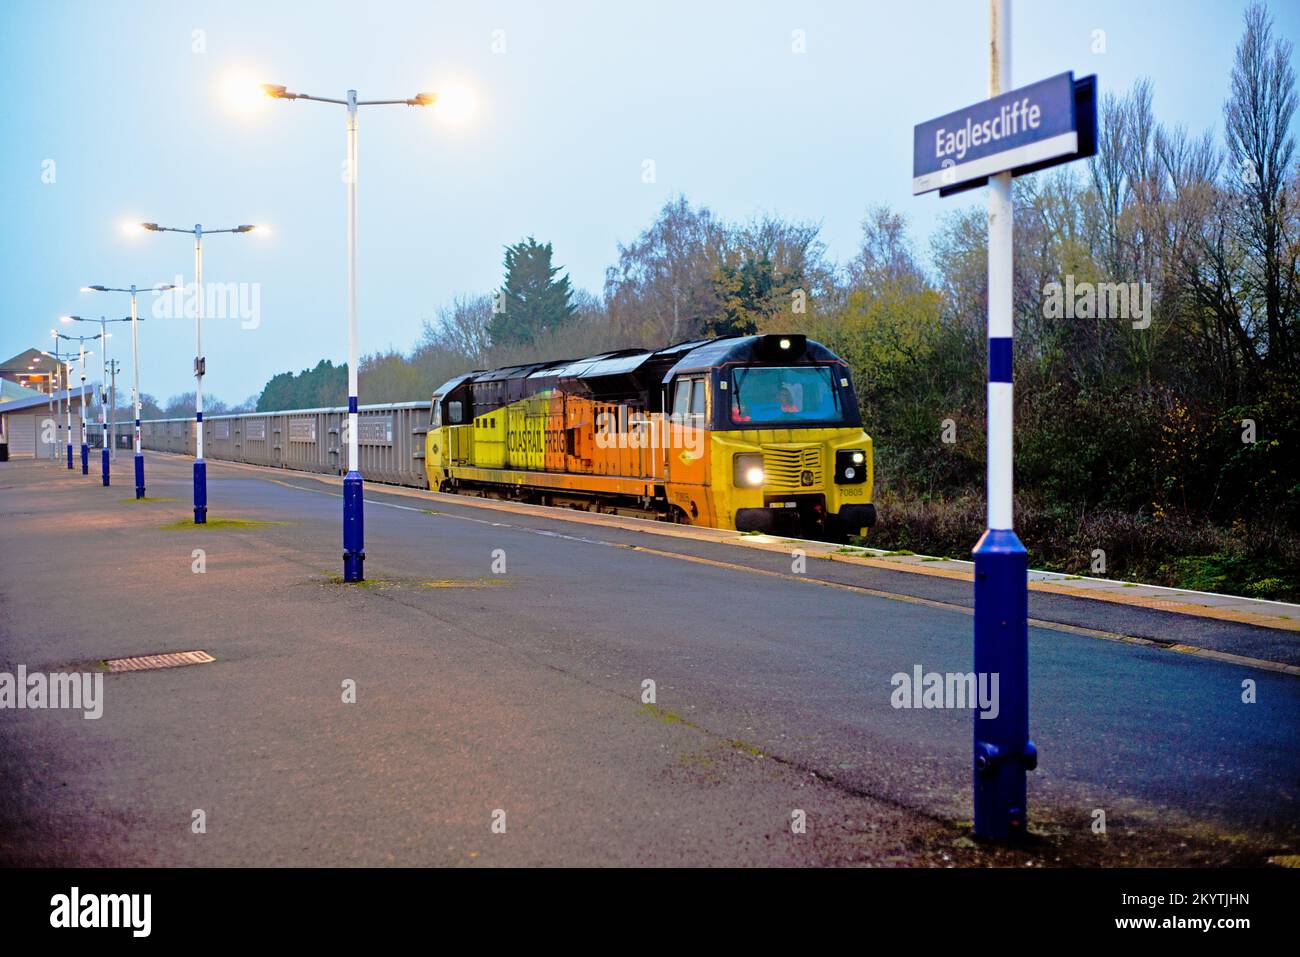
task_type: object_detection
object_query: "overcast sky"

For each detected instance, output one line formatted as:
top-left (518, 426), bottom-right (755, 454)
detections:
top-left (2, 0), bottom-right (1296, 403)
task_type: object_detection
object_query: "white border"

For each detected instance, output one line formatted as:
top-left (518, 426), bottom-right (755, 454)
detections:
top-left (913, 131), bottom-right (1078, 194)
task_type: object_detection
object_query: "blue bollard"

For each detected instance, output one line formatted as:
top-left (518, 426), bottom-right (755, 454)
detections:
top-left (134, 452), bottom-right (145, 500)
top-left (343, 470), bottom-right (365, 582)
top-left (193, 459), bottom-right (207, 524)
top-left (80, 443), bottom-right (88, 475)
top-left (66, 443), bottom-right (73, 469)
top-left (972, 527), bottom-right (1035, 839)
top-left (101, 447), bottom-right (110, 486)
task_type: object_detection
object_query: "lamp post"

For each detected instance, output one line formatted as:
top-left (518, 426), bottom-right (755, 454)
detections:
top-left (84, 284), bottom-right (173, 498)
top-left (49, 333), bottom-right (74, 468)
top-left (107, 359), bottom-right (119, 462)
top-left (139, 223), bottom-right (256, 523)
top-left (56, 332), bottom-right (100, 475)
top-left (80, 344), bottom-right (89, 474)
top-left (43, 338), bottom-right (68, 465)
top-left (63, 315), bottom-right (130, 486)
top-left (262, 82), bottom-right (439, 582)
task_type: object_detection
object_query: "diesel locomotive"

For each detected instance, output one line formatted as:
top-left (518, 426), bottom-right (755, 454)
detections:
top-left (424, 334), bottom-right (876, 540)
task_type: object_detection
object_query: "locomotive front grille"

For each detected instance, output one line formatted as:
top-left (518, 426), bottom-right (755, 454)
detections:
top-left (762, 446), bottom-right (823, 492)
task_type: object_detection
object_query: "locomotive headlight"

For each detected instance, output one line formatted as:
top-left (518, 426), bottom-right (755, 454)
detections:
top-left (734, 453), bottom-right (764, 488)
top-left (835, 449), bottom-right (867, 484)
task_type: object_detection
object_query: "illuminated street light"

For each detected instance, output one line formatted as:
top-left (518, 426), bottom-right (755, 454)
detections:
top-left (64, 313), bottom-right (145, 487)
top-left (261, 81), bottom-right (442, 582)
top-left (56, 330), bottom-right (100, 475)
top-left (140, 223), bottom-right (258, 523)
top-left (84, 283), bottom-right (174, 498)
top-left (48, 332), bottom-right (74, 468)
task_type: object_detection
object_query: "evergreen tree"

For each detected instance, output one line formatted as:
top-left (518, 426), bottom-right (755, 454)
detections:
top-left (255, 359), bottom-right (347, 411)
top-left (489, 237), bottom-right (576, 346)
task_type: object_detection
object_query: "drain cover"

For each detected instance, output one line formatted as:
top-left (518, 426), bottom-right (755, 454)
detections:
top-left (104, 650), bottom-right (215, 673)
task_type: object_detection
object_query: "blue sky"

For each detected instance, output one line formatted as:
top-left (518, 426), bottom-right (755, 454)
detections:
top-left (2, 0), bottom-right (1296, 403)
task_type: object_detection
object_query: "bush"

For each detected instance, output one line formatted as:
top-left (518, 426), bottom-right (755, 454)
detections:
top-left (860, 494), bottom-right (1300, 602)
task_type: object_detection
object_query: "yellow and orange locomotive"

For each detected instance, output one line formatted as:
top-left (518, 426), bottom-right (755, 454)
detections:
top-left (425, 334), bottom-right (875, 540)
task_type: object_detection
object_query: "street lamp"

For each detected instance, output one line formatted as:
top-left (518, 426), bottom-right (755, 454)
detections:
top-left (63, 314), bottom-right (132, 486)
top-left (83, 284), bottom-right (173, 498)
top-left (56, 331), bottom-right (100, 475)
top-left (140, 223), bottom-right (257, 523)
top-left (262, 81), bottom-right (440, 582)
top-left (43, 336), bottom-right (72, 467)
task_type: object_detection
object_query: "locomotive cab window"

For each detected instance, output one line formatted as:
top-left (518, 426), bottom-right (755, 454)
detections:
top-left (690, 378), bottom-right (707, 416)
top-left (730, 366), bottom-right (842, 425)
top-left (671, 379), bottom-right (691, 417)
top-left (447, 400), bottom-right (464, 424)
top-left (671, 377), bottom-right (708, 421)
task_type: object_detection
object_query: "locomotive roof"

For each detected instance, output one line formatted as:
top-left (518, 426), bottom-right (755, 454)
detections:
top-left (430, 335), bottom-right (838, 398)
top-left (659, 334), bottom-right (841, 380)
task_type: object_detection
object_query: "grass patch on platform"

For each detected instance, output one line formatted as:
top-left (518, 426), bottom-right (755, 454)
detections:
top-left (640, 704), bottom-right (768, 759)
top-left (159, 517), bottom-right (286, 531)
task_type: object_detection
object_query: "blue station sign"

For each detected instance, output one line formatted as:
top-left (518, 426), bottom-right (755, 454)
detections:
top-left (913, 72), bottom-right (1096, 195)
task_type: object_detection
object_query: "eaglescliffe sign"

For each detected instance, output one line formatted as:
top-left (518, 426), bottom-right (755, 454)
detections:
top-left (912, 71), bottom-right (1096, 195)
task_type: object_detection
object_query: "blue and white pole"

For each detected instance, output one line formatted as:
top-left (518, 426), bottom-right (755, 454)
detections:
top-left (972, 0), bottom-right (1035, 841)
top-left (78, 343), bottom-right (89, 475)
top-left (45, 345), bottom-right (55, 462)
top-left (82, 282), bottom-right (167, 497)
top-left (50, 337), bottom-right (69, 469)
top-left (63, 351), bottom-right (72, 470)
top-left (342, 90), bottom-right (365, 582)
top-left (261, 82), bottom-right (439, 578)
top-left (140, 223), bottom-right (253, 520)
top-left (129, 286), bottom-right (145, 499)
top-left (193, 227), bottom-right (207, 525)
top-left (99, 317), bottom-right (110, 487)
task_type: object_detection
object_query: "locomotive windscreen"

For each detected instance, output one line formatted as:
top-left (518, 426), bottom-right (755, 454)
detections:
top-left (728, 366), bottom-right (843, 425)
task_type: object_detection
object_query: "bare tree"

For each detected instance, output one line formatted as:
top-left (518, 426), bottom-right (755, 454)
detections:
top-left (1088, 89), bottom-right (1129, 273)
top-left (420, 294), bottom-right (494, 365)
top-left (849, 206), bottom-right (928, 295)
top-left (604, 195), bottom-right (728, 344)
top-left (1223, 1), bottom-right (1298, 368)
